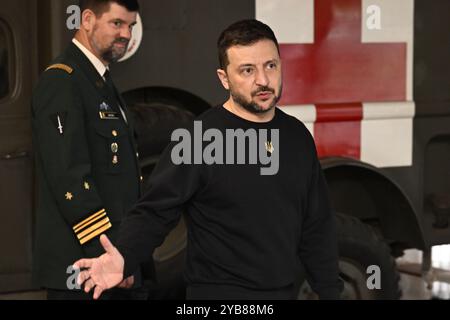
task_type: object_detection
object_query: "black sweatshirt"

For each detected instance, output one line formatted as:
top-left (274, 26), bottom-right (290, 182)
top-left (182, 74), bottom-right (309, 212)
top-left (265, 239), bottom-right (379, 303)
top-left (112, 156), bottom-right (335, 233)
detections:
top-left (117, 106), bottom-right (342, 299)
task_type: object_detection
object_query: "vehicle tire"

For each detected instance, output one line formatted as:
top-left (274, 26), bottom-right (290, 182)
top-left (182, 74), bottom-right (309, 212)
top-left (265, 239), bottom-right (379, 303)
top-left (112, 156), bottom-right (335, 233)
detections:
top-left (297, 213), bottom-right (401, 300)
top-left (129, 100), bottom-right (196, 171)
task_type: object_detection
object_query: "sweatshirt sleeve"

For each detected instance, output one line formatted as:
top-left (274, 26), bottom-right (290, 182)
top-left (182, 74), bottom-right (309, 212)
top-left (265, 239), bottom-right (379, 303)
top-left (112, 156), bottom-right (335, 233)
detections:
top-left (298, 143), bottom-right (343, 300)
top-left (116, 140), bottom-right (202, 278)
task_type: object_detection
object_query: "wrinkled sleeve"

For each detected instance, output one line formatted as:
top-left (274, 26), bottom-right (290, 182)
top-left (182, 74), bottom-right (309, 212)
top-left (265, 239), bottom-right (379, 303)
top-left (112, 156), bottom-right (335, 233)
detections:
top-left (298, 143), bottom-right (343, 300)
top-left (116, 139), bottom-right (201, 278)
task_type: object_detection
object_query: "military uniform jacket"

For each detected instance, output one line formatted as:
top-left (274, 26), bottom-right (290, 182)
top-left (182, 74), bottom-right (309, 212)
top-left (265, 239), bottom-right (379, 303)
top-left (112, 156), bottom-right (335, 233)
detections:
top-left (31, 43), bottom-right (143, 289)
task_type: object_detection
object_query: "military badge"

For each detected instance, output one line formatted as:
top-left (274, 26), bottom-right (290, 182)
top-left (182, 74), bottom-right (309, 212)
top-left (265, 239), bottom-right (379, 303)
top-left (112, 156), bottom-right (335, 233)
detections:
top-left (99, 102), bottom-right (119, 120)
top-left (50, 112), bottom-right (67, 135)
top-left (99, 102), bottom-right (111, 111)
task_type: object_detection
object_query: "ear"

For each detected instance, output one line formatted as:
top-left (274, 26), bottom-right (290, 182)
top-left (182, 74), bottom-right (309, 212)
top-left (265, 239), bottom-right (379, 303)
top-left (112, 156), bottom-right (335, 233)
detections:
top-left (81, 9), bottom-right (96, 32)
top-left (217, 69), bottom-right (230, 90)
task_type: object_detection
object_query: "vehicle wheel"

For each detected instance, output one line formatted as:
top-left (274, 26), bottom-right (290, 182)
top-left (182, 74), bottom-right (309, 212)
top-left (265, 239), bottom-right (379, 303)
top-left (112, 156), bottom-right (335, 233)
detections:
top-left (297, 213), bottom-right (401, 300)
top-left (129, 100), bottom-right (196, 170)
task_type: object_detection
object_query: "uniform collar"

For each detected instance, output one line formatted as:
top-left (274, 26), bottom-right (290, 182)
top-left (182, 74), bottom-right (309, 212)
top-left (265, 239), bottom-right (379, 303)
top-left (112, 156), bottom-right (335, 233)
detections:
top-left (72, 38), bottom-right (108, 78)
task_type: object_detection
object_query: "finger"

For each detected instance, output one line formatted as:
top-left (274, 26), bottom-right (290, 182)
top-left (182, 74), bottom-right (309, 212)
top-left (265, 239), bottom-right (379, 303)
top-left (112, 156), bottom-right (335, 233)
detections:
top-left (93, 285), bottom-right (104, 300)
top-left (117, 276), bottom-right (132, 289)
top-left (77, 270), bottom-right (91, 287)
top-left (100, 235), bottom-right (116, 254)
top-left (128, 276), bottom-right (135, 287)
top-left (117, 280), bottom-right (126, 289)
top-left (74, 259), bottom-right (93, 270)
top-left (84, 279), bottom-right (96, 293)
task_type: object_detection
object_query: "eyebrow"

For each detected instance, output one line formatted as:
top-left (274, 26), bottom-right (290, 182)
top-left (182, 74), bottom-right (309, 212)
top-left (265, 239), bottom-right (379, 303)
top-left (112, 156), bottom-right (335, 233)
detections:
top-left (264, 59), bottom-right (278, 65)
top-left (238, 63), bottom-right (255, 68)
top-left (109, 18), bottom-right (137, 27)
top-left (238, 59), bottom-right (278, 68)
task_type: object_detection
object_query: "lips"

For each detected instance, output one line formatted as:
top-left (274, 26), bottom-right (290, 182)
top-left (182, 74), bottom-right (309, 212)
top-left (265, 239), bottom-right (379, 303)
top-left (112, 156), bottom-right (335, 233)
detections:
top-left (256, 91), bottom-right (273, 99)
top-left (114, 42), bottom-right (128, 48)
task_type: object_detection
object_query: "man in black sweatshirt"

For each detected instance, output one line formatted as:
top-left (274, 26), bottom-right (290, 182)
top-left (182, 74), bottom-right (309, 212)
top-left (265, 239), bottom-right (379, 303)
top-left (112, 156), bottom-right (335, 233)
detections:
top-left (74, 19), bottom-right (343, 300)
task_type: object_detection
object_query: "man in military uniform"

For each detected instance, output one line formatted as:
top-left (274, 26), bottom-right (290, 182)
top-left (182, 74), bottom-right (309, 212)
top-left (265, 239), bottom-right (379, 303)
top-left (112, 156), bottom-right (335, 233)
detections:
top-left (31, 0), bottom-right (146, 299)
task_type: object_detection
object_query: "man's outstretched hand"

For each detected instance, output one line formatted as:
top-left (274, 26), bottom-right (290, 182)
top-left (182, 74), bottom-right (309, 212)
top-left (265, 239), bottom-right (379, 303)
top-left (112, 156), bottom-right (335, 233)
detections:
top-left (74, 235), bottom-right (125, 299)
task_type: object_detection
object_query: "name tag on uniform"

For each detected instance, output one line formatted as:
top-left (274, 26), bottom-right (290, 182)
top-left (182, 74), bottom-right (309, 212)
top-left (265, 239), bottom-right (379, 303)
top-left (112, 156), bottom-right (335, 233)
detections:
top-left (98, 102), bottom-right (119, 120)
top-left (99, 111), bottom-right (120, 120)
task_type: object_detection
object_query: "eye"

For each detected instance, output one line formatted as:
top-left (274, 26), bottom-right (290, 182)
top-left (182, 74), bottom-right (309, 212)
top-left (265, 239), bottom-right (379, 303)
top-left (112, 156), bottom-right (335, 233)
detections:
top-left (113, 21), bottom-right (122, 28)
top-left (241, 67), bottom-right (254, 75)
top-left (267, 62), bottom-right (277, 70)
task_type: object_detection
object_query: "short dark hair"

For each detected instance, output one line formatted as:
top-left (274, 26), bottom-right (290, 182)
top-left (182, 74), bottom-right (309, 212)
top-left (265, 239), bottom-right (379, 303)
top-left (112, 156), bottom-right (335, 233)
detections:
top-left (217, 19), bottom-right (280, 70)
top-left (79, 0), bottom-right (140, 17)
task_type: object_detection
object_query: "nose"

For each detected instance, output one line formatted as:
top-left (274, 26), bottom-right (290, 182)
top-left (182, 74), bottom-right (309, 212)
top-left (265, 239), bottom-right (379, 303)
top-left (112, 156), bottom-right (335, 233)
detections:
top-left (255, 68), bottom-right (269, 87)
top-left (120, 26), bottom-right (132, 41)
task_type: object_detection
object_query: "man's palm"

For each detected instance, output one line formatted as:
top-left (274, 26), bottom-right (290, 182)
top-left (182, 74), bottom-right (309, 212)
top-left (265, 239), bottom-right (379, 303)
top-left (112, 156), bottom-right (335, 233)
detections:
top-left (74, 235), bottom-right (124, 299)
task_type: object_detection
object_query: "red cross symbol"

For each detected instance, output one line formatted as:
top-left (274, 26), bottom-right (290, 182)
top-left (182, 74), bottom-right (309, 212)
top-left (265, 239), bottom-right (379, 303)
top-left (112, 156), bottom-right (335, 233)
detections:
top-left (279, 0), bottom-right (407, 159)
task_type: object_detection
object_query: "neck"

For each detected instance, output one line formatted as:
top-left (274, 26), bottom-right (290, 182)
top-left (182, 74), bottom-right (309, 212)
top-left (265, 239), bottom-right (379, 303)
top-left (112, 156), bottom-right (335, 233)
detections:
top-left (223, 98), bottom-right (276, 123)
top-left (74, 31), bottom-right (109, 67)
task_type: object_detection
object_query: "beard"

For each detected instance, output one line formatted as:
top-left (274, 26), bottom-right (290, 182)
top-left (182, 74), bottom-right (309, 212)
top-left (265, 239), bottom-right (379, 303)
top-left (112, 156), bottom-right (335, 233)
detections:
top-left (100, 38), bottom-right (129, 63)
top-left (230, 83), bottom-right (283, 114)
top-left (91, 29), bottom-right (129, 64)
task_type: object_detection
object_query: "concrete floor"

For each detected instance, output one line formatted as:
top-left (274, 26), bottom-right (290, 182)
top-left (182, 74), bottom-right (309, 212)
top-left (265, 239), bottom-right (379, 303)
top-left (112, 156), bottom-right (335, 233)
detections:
top-left (398, 245), bottom-right (450, 300)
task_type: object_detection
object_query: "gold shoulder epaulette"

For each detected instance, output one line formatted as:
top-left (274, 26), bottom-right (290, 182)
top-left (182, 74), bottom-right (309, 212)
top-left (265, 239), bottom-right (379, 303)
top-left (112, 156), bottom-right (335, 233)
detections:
top-left (45, 63), bottom-right (73, 74)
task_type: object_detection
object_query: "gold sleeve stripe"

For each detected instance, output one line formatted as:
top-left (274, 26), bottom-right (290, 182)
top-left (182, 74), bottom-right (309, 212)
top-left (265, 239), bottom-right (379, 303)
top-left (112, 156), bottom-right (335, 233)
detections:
top-left (45, 63), bottom-right (73, 74)
top-left (76, 217), bottom-right (110, 240)
top-left (79, 222), bottom-right (112, 245)
top-left (74, 212), bottom-right (107, 234)
top-left (73, 209), bottom-right (106, 231)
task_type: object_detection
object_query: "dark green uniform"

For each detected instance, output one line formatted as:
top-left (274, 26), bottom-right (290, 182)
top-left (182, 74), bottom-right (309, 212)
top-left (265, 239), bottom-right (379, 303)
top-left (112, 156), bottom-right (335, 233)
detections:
top-left (31, 43), bottom-right (143, 290)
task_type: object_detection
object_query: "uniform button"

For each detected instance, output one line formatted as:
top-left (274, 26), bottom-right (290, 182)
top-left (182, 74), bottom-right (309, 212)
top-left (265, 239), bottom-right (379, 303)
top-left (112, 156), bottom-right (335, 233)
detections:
top-left (136, 152), bottom-right (139, 158)
top-left (111, 143), bottom-right (119, 153)
top-left (140, 176), bottom-right (144, 182)
top-left (112, 130), bottom-right (118, 137)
